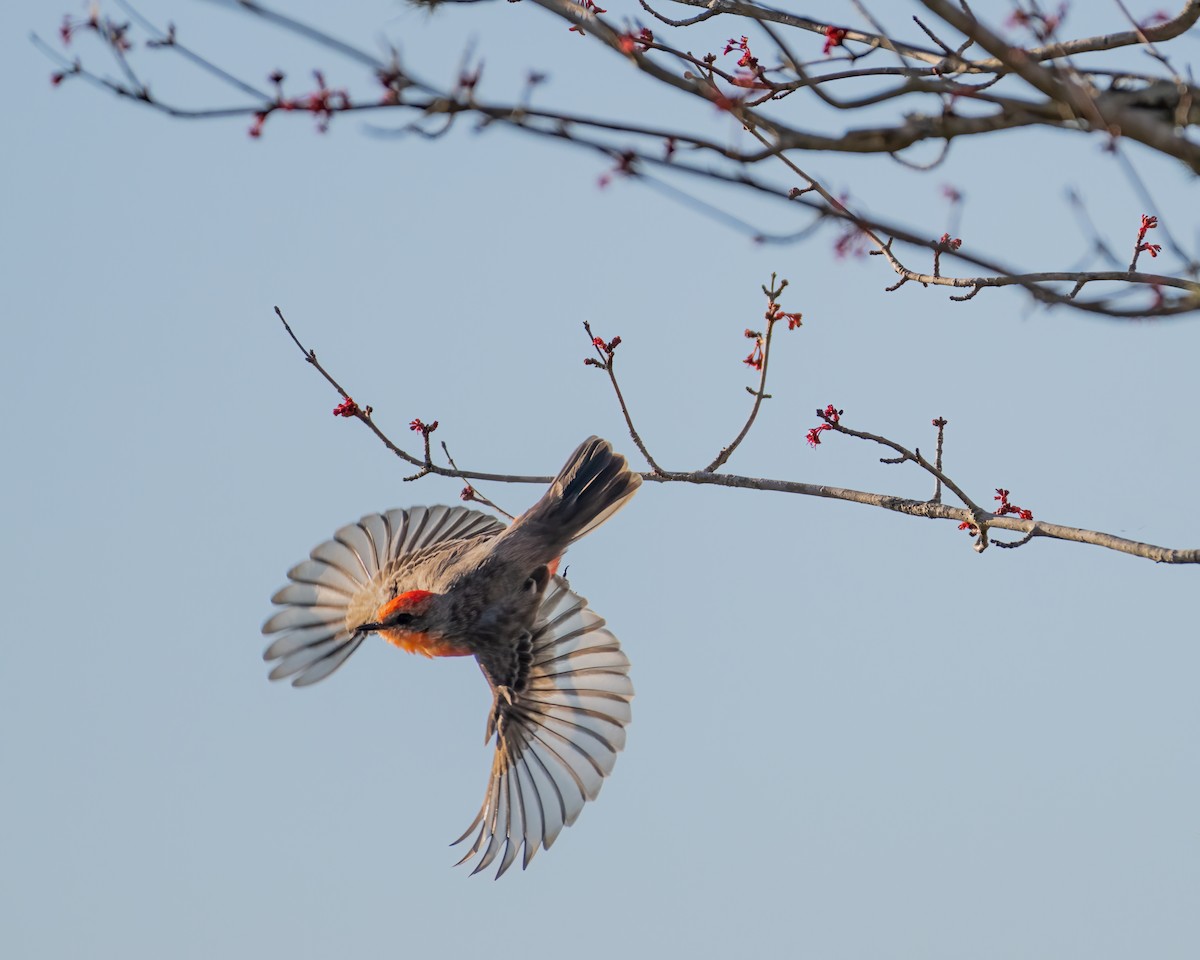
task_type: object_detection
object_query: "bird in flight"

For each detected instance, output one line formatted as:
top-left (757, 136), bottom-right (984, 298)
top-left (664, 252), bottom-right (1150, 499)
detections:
top-left (262, 437), bottom-right (640, 877)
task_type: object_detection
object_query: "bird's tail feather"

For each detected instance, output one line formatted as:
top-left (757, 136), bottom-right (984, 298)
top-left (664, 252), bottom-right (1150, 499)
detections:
top-left (509, 436), bottom-right (641, 552)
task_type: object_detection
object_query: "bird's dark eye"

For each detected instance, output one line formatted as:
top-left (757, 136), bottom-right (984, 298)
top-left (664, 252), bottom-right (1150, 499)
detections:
top-left (387, 611), bottom-right (415, 627)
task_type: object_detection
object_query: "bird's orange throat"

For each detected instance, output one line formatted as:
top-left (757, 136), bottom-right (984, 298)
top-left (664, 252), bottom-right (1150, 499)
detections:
top-left (380, 628), bottom-right (472, 658)
top-left (373, 591), bottom-right (471, 659)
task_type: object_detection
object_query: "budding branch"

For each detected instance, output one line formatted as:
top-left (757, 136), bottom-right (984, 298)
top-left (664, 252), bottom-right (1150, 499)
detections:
top-left (274, 304), bottom-right (1200, 566)
top-left (40, 0), bottom-right (1200, 318)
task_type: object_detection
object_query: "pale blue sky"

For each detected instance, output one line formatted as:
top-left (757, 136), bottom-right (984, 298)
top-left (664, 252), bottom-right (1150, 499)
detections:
top-left (6, 2), bottom-right (1200, 958)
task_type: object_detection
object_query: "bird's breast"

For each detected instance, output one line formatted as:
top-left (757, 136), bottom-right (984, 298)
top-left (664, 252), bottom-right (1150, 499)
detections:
top-left (380, 628), bottom-right (472, 659)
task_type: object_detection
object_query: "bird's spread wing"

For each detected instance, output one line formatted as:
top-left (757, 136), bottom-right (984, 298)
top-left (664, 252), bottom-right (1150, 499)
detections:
top-left (454, 578), bottom-right (634, 878)
top-left (262, 506), bottom-right (505, 686)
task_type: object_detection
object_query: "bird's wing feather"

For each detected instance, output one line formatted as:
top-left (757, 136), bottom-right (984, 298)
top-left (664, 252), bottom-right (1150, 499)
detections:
top-left (262, 506), bottom-right (506, 687)
top-left (455, 577), bottom-right (634, 878)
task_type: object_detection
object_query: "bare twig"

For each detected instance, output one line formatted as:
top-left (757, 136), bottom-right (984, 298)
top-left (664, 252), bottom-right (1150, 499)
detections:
top-left (637, 0), bottom-right (719, 28)
top-left (582, 321), bottom-right (665, 476)
top-left (931, 416), bottom-right (947, 503)
top-left (993, 528), bottom-right (1037, 549)
top-left (441, 441), bottom-right (516, 520)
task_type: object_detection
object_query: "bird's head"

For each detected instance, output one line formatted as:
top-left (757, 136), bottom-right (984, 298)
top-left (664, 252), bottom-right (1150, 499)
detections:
top-left (354, 589), bottom-right (469, 658)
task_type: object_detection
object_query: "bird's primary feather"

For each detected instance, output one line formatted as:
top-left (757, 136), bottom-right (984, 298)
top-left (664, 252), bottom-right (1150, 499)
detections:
top-left (455, 578), bottom-right (632, 876)
top-left (263, 506), bottom-right (504, 686)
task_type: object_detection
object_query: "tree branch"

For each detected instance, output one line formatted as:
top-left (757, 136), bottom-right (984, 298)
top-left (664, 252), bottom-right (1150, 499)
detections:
top-left (273, 303), bottom-right (1200, 566)
top-left (42, 0), bottom-right (1200, 318)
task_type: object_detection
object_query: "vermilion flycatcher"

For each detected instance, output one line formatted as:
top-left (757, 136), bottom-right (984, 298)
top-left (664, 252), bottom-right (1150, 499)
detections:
top-left (262, 437), bottom-right (640, 877)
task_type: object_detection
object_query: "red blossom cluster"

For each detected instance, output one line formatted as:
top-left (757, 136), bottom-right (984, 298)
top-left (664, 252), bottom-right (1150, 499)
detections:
top-left (597, 151), bottom-right (637, 188)
top-left (456, 64), bottom-right (483, 97)
top-left (332, 397), bottom-right (360, 418)
top-left (617, 28), bottom-right (654, 54)
top-left (1007, 3), bottom-right (1068, 40)
top-left (52, 8), bottom-right (132, 84)
top-left (823, 26), bottom-right (847, 55)
top-left (460, 485), bottom-right (476, 502)
top-left (931, 232), bottom-right (964, 276)
top-left (740, 282), bottom-right (802, 370)
top-left (59, 9), bottom-right (130, 51)
top-left (765, 301), bottom-right (802, 330)
top-left (722, 35), bottom-right (767, 88)
top-left (461, 65), bottom-right (484, 95)
top-left (297, 71), bottom-right (350, 132)
top-left (723, 36), bottom-right (753, 64)
top-left (993, 488), bottom-right (1033, 521)
top-left (743, 329), bottom-right (764, 371)
top-left (585, 333), bottom-right (622, 368)
top-left (1136, 214), bottom-right (1161, 259)
top-left (250, 69), bottom-right (351, 137)
top-left (958, 487), bottom-right (1034, 534)
top-left (806, 404), bottom-right (842, 447)
top-left (409, 418), bottom-right (439, 435)
top-left (377, 66), bottom-right (404, 106)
